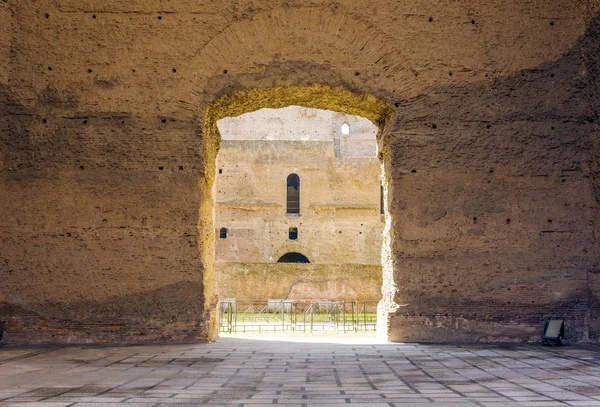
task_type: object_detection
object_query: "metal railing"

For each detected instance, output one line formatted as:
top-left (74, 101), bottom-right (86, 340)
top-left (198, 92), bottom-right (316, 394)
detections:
top-left (218, 299), bottom-right (378, 334)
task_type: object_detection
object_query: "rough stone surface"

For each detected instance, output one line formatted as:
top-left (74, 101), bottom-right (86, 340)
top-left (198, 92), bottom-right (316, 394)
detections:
top-left (1, 0), bottom-right (600, 344)
top-left (217, 263), bottom-right (382, 301)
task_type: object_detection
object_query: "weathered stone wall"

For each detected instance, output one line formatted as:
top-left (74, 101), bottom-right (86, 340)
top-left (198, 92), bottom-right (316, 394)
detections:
top-left (215, 107), bottom-right (383, 265)
top-left (582, 11), bottom-right (600, 342)
top-left (1, 0), bottom-right (599, 344)
top-left (216, 263), bottom-right (381, 301)
top-left (387, 21), bottom-right (600, 343)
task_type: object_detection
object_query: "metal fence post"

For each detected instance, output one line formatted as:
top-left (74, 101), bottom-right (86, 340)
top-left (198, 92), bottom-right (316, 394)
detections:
top-left (342, 302), bottom-right (346, 333)
top-left (228, 301), bottom-right (233, 334)
top-left (310, 302), bottom-right (314, 332)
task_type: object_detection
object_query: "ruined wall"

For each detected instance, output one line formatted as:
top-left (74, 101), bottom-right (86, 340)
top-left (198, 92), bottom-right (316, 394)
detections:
top-left (387, 25), bottom-right (600, 343)
top-left (1, 0), bottom-right (599, 344)
top-left (217, 263), bottom-right (381, 301)
top-left (215, 107), bottom-right (382, 265)
top-left (582, 11), bottom-right (600, 342)
top-left (0, 1), bottom-right (211, 344)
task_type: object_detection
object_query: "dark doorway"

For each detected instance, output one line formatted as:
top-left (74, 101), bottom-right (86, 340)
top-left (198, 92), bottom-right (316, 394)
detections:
top-left (277, 252), bottom-right (310, 263)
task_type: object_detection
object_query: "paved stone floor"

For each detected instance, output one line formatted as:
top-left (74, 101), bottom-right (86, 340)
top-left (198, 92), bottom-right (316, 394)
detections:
top-left (3, 335), bottom-right (600, 406)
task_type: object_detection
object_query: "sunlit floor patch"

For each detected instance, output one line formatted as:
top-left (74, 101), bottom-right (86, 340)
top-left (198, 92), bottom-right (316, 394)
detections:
top-left (219, 331), bottom-right (385, 344)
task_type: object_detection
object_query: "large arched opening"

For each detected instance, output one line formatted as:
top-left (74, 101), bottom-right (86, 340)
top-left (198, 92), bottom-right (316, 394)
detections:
top-left (199, 85), bottom-right (397, 340)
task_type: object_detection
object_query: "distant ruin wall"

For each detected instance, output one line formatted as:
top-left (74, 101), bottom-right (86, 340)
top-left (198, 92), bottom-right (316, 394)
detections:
top-left (216, 263), bottom-right (382, 301)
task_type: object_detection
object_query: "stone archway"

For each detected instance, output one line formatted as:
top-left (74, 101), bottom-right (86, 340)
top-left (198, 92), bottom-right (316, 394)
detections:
top-left (187, 7), bottom-right (419, 341)
top-left (198, 85), bottom-right (396, 340)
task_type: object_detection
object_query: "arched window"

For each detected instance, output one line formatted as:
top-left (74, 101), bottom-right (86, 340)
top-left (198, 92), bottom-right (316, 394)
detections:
top-left (286, 173), bottom-right (300, 214)
top-left (341, 122), bottom-right (350, 135)
top-left (289, 227), bottom-right (298, 240)
top-left (219, 227), bottom-right (228, 239)
top-left (277, 252), bottom-right (310, 263)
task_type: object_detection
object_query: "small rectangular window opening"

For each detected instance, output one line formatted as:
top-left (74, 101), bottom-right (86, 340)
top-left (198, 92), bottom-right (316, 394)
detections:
top-left (287, 174), bottom-right (300, 214)
top-left (380, 185), bottom-right (384, 215)
top-left (219, 227), bottom-right (228, 239)
top-left (289, 227), bottom-right (298, 240)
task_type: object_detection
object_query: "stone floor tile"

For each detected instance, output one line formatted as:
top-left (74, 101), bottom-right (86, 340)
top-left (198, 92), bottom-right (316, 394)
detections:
top-left (3, 338), bottom-right (600, 406)
top-left (0, 404), bottom-right (73, 407)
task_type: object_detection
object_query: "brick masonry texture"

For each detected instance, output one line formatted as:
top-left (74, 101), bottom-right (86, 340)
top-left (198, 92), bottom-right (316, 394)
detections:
top-left (1, 0), bottom-right (600, 344)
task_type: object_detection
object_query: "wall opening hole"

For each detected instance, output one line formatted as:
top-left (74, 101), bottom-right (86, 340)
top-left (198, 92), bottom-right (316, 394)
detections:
top-left (286, 173), bottom-right (300, 214)
top-left (219, 228), bottom-right (228, 239)
top-left (341, 123), bottom-right (350, 135)
top-left (278, 252), bottom-right (310, 263)
top-left (212, 100), bottom-right (389, 339)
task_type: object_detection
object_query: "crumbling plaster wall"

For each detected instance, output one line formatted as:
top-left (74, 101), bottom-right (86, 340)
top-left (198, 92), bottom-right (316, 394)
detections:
top-left (1, 0), bottom-right (600, 344)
